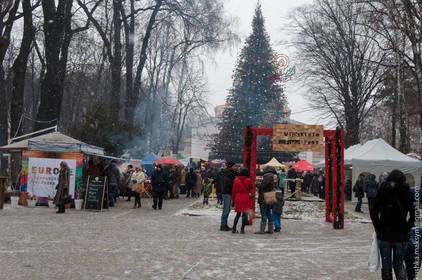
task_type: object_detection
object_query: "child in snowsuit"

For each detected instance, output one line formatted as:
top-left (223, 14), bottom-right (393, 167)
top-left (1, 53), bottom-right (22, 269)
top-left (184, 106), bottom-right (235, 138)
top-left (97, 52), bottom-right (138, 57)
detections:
top-left (203, 178), bottom-right (212, 206)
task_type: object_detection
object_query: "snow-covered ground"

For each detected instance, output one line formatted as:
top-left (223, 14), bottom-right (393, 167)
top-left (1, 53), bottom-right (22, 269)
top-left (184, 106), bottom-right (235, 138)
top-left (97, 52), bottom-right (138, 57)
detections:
top-left (0, 197), bottom-right (378, 280)
top-left (177, 198), bottom-right (371, 224)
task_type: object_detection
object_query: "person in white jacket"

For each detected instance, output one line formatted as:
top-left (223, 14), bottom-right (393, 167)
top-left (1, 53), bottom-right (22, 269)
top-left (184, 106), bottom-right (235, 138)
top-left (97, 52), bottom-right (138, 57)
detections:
top-left (131, 166), bottom-right (145, 208)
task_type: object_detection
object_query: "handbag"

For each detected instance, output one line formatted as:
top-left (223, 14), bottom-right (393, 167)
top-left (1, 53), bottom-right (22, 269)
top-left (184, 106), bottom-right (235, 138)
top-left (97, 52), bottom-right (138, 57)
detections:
top-left (368, 232), bottom-right (380, 272)
top-left (263, 191), bottom-right (277, 205)
top-left (135, 182), bottom-right (145, 194)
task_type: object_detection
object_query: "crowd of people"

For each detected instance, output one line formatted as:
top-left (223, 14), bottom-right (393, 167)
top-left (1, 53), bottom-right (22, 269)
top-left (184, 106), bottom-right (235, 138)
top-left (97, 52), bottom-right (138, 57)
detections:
top-left (219, 162), bottom-right (287, 234)
top-left (60, 157), bottom-right (422, 279)
top-left (85, 159), bottom-right (228, 211)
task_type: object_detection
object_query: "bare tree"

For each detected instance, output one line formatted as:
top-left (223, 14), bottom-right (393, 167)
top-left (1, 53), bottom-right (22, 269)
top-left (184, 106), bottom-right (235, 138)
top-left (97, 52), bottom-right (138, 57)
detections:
top-left (293, 0), bottom-right (387, 146)
top-left (364, 0), bottom-right (422, 152)
top-left (169, 59), bottom-right (208, 154)
top-left (10, 0), bottom-right (36, 137)
top-left (0, 0), bottom-right (20, 144)
top-left (35, 0), bottom-right (89, 130)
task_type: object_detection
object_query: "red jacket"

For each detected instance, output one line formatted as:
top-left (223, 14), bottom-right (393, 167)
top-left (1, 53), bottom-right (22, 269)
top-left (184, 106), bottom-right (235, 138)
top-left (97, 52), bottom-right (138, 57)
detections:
top-left (232, 176), bottom-right (252, 213)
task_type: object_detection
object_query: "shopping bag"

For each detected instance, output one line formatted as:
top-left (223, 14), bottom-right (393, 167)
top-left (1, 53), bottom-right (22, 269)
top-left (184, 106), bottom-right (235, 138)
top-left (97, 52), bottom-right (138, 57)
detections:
top-left (368, 232), bottom-right (380, 272)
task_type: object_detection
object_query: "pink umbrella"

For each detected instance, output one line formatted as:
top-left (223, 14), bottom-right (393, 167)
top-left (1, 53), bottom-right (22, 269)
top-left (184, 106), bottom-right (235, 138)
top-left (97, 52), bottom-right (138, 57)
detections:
top-left (154, 156), bottom-right (182, 166)
top-left (293, 160), bottom-right (314, 172)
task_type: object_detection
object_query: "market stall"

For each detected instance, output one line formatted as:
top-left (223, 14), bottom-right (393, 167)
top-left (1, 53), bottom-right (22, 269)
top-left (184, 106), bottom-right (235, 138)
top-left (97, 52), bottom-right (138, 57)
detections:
top-left (0, 131), bottom-right (104, 206)
top-left (350, 139), bottom-right (422, 187)
top-left (263, 157), bottom-right (285, 169)
top-left (142, 153), bottom-right (159, 177)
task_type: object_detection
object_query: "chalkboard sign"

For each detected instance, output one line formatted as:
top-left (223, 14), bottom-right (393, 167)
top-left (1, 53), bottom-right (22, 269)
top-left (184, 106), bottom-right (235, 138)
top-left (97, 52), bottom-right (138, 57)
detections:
top-left (84, 176), bottom-right (108, 211)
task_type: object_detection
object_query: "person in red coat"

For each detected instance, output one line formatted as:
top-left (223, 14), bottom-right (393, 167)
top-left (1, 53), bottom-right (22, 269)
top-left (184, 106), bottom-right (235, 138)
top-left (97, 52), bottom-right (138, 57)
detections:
top-left (231, 168), bottom-right (252, 234)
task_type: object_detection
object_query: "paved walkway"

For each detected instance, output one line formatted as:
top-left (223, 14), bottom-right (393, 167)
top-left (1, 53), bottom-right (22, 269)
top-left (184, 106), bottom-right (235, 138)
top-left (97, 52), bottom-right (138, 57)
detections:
top-left (0, 197), bottom-right (378, 280)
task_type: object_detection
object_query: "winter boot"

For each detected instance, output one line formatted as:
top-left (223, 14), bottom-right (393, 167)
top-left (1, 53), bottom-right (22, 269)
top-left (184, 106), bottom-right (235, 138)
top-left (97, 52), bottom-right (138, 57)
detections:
top-left (266, 222), bottom-right (274, 234)
top-left (254, 223), bottom-right (266, 234)
top-left (220, 224), bottom-right (231, 231)
top-left (240, 224), bottom-right (246, 234)
top-left (381, 269), bottom-right (393, 280)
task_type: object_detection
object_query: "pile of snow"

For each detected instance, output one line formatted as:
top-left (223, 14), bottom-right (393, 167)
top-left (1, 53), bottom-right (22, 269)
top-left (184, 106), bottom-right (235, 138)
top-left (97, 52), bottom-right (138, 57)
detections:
top-left (176, 198), bottom-right (371, 224)
top-left (175, 200), bottom-right (222, 217)
top-left (283, 200), bottom-right (325, 220)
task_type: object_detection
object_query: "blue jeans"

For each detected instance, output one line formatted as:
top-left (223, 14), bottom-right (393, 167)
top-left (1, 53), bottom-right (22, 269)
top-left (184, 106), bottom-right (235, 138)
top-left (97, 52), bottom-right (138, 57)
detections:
top-left (260, 204), bottom-right (273, 225)
top-left (273, 211), bottom-right (281, 230)
top-left (378, 240), bottom-right (408, 279)
top-left (108, 184), bottom-right (118, 206)
top-left (355, 197), bottom-right (362, 211)
top-left (220, 194), bottom-right (232, 226)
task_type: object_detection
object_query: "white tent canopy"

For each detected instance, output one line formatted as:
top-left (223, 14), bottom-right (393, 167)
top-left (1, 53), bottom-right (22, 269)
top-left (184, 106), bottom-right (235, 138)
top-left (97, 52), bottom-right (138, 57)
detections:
top-left (315, 143), bottom-right (363, 168)
top-left (0, 132), bottom-right (104, 155)
top-left (263, 157), bottom-right (285, 168)
top-left (351, 139), bottom-right (422, 187)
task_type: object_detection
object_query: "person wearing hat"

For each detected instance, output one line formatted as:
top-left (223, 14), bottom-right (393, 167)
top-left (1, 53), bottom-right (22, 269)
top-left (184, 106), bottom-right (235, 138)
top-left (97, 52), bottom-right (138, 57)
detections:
top-left (370, 170), bottom-right (415, 280)
top-left (54, 161), bottom-right (70, 214)
top-left (151, 164), bottom-right (167, 210)
top-left (220, 161), bottom-right (237, 231)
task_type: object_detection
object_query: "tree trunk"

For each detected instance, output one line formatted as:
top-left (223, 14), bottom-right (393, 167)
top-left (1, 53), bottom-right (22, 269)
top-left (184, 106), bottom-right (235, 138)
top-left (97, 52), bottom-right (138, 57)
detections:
top-left (391, 85), bottom-right (398, 148)
top-left (0, 0), bottom-right (20, 144)
top-left (0, 68), bottom-right (8, 145)
top-left (36, 0), bottom-right (73, 131)
top-left (345, 106), bottom-right (360, 147)
top-left (110, 0), bottom-right (122, 125)
top-left (396, 48), bottom-right (410, 153)
top-left (121, 0), bottom-right (135, 126)
top-left (10, 0), bottom-right (34, 137)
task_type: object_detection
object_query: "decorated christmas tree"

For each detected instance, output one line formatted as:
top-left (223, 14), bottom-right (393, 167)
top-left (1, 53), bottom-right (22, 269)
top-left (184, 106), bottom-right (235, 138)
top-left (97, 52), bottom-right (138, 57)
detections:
top-left (212, 4), bottom-right (287, 163)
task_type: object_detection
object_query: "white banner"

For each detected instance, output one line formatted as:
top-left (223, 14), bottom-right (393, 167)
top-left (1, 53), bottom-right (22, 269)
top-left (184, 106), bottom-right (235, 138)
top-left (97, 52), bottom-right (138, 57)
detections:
top-left (28, 157), bottom-right (76, 198)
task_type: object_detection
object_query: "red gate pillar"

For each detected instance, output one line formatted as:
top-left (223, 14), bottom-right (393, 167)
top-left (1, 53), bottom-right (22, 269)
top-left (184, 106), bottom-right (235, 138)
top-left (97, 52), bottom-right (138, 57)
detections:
top-left (323, 128), bottom-right (345, 229)
top-left (243, 127), bottom-right (273, 224)
top-left (324, 130), bottom-right (335, 223)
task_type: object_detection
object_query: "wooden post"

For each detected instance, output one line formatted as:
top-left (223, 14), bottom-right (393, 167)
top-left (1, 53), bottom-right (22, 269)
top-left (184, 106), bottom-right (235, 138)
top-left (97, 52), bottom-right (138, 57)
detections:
top-left (295, 179), bottom-right (302, 200)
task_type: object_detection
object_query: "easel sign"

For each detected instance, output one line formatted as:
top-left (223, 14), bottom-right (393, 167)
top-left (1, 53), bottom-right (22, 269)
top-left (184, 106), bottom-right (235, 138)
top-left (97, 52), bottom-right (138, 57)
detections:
top-left (84, 176), bottom-right (108, 211)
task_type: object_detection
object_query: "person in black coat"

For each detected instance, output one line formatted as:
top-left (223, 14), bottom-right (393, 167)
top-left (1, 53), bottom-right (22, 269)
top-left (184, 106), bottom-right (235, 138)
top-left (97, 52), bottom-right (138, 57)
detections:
top-left (220, 161), bottom-right (236, 231)
top-left (151, 165), bottom-right (167, 210)
top-left (213, 168), bottom-right (223, 205)
top-left (345, 178), bottom-right (352, 201)
top-left (303, 171), bottom-right (313, 193)
top-left (370, 170), bottom-right (415, 280)
top-left (287, 167), bottom-right (297, 197)
top-left (364, 174), bottom-right (379, 212)
top-left (186, 168), bottom-right (197, 198)
top-left (353, 174), bottom-right (365, 212)
top-left (105, 160), bottom-right (121, 207)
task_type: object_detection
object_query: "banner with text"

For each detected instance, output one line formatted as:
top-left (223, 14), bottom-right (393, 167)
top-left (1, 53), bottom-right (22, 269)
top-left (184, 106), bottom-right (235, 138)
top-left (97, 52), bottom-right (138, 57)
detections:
top-left (28, 157), bottom-right (76, 198)
top-left (272, 124), bottom-right (324, 152)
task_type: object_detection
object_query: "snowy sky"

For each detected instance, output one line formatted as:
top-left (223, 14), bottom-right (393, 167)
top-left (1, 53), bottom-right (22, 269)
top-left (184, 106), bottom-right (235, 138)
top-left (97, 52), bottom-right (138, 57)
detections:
top-left (204, 0), bottom-right (329, 125)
